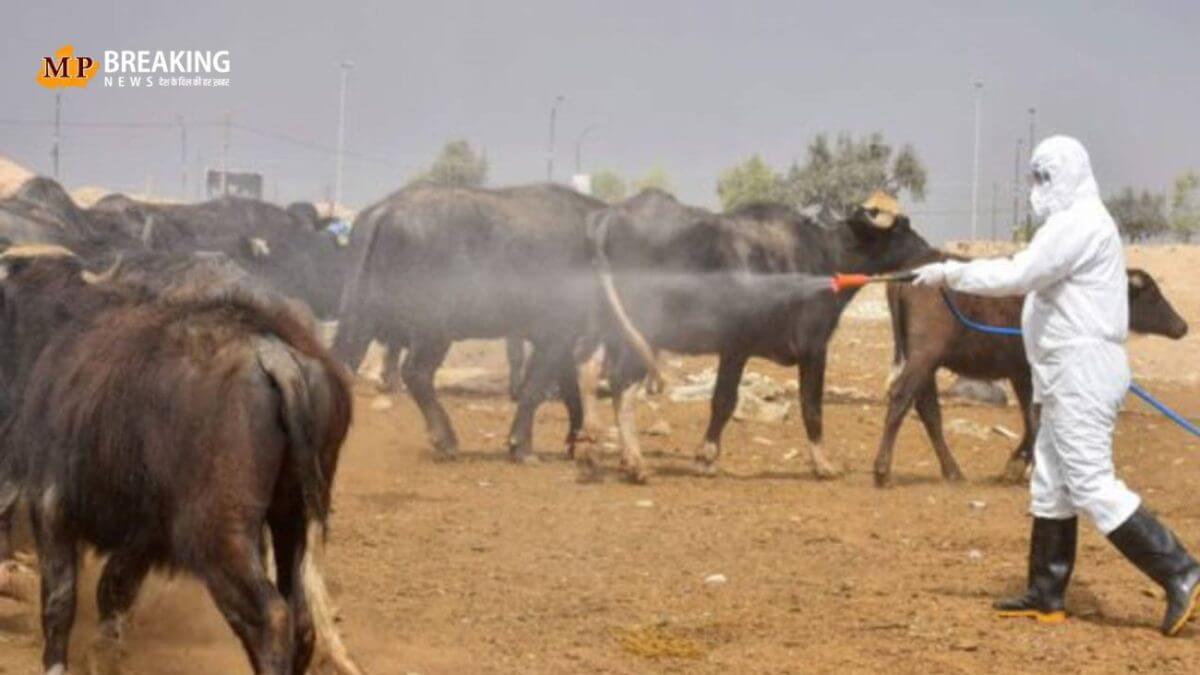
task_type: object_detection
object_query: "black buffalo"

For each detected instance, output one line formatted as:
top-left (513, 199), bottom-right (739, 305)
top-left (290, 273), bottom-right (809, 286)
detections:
top-left (583, 189), bottom-right (931, 483)
top-left (92, 194), bottom-right (353, 319)
top-left (333, 183), bottom-right (606, 462)
top-left (0, 178), bottom-right (142, 265)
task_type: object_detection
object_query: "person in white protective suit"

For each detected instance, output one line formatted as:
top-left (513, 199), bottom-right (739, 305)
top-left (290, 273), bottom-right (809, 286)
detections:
top-left (913, 135), bottom-right (1200, 635)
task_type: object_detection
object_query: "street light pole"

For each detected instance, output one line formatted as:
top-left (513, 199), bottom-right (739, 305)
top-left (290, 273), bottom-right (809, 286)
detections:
top-left (221, 110), bottom-right (231, 197)
top-left (178, 114), bottom-right (187, 200)
top-left (546, 95), bottom-right (564, 182)
top-left (970, 81), bottom-right (983, 241)
top-left (1012, 137), bottom-right (1024, 239)
top-left (52, 93), bottom-right (61, 180)
top-left (333, 60), bottom-right (355, 218)
top-left (575, 123), bottom-right (599, 175)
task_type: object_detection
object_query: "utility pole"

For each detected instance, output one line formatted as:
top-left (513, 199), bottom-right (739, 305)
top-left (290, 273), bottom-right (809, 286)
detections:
top-left (1012, 137), bottom-right (1024, 239)
top-left (991, 181), bottom-right (999, 241)
top-left (575, 123), bottom-right (599, 175)
top-left (1024, 107), bottom-right (1037, 237)
top-left (178, 114), bottom-right (187, 200)
top-left (52, 92), bottom-right (62, 180)
top-left (333, 60), bottom-right (355, 219)
top-left (221, 110), bottom-right (231, 197)
top-left (970, 81), bottom-right (983, 241)
top-left (1027, 107), bottom-right (1037, 155)
top-left (546, 95), bottom-right (564, 182)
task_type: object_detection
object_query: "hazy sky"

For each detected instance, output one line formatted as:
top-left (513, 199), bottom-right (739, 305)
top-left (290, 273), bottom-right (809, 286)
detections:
top-left (4, 1), bottom-right (1198, 243)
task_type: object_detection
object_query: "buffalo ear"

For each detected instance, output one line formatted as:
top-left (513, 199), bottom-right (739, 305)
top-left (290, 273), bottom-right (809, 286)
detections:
top-left (893, 214), bottom-right (911, 231)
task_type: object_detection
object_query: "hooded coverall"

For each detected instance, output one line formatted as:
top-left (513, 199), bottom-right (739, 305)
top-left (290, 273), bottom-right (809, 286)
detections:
top-left (920, 135), bottom-right (1140, 533)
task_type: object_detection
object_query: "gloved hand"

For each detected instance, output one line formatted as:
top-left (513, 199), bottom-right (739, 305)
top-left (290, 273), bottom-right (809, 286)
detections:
top-left (912, 262), bottom-right (949, 288)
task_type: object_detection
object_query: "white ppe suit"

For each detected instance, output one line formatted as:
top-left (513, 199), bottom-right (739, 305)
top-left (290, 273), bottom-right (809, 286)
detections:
top-left (919, 136), bottom-right (1140, 534)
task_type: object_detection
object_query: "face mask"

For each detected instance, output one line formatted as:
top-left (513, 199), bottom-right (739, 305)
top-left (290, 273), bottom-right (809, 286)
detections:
top-left (1030, 183), bottom-right (1053, 219)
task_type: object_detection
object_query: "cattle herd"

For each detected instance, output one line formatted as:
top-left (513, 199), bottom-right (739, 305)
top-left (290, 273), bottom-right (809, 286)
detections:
top-left (0, 176), bottom-right (1188, 674)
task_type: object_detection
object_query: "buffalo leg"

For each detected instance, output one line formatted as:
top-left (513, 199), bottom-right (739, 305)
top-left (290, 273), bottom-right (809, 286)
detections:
top-left (401, 335), bottom-right (457, 459)
top-left (873, 359), bottom-right (936, 487)
top-left (269, 516), bottom-right (314, 675)
top-left (85, 548), bottom-right (152, 674)
top-left (576, 344), bottom-right (605, 443)
top-left (0, 480), bottom-right (15, 562)
top-left (96, 549), bottom-right (152, 640)
top-left (379, 338), bottom-right (405, 394)
top-left (506, 340), bottom-right (572, 463)
top-left (799, 350), bottom-right (841, 479)
top-left (204, 531), bottom-right (293, 675)
top-left (913, 381), bottom-right (965, 483)
top-left (612, 352), bottom-right (650, 484)
top-left (1002, 376), bottom-right (1036, 483)
top-left (31, 491), bottom-right (78, 675)
top-left (695, 351), bottom-right (749, 476)
top-left (557, 359), bottom-right (584, 460)
top-left (506, 338), bottom-right (527, 401)
top-left (874, 369), bottom-right (920, 488)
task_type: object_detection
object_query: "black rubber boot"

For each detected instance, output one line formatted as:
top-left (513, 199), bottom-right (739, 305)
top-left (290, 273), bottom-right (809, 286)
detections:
top-left (994, 516), bottom-right (1077, 623)
top-left (1108, 505), bottom-right (1200, 636)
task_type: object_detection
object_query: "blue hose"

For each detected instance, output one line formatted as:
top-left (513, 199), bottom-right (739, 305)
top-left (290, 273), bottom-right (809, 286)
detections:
top-left (938, 289), bottom-right (1200, 439)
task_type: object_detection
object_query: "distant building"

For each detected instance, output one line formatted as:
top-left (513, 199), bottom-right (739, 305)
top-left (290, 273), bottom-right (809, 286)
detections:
top-left (206, 169), bottom-right (263, 199)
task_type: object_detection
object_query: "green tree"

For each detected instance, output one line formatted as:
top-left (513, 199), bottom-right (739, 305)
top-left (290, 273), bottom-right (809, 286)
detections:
top-left (1170, 171), bottom-right (1200, 243)
top-left (716, 154), bottom-right (784, 211)
top-left (414, 139), bottom-right (487, 187)
top-left (591, 169), bottom-right (627, 203)
top-left (1106, 187), bottom-right (1169, 243)
top-left (780, 132), bottom-right (927, 222)
top-left (632, 166), bottom-right (673, 194)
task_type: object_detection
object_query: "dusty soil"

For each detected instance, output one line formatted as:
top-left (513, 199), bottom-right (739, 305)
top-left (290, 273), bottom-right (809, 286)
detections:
top-left (2, 246), bottom-right (1200, 674)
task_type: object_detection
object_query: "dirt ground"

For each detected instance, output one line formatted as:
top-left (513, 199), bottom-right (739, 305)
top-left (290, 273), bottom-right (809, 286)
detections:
top-left (2, 246), bottom-right (1200, 674)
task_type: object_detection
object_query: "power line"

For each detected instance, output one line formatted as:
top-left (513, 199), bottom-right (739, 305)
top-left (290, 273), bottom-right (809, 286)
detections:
top-left (0, 117), bottom-right (402, 168)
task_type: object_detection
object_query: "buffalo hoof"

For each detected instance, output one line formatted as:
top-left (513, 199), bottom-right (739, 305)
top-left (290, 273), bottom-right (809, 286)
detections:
top-left (872, 471), bottom-right (893, 489)
top-left (943, 469), bottom-right (966, 484)
top-left (692, 459), bottom-right (719, 477)
top-left (810, 444), bottom-right (843, 480)
top-left (812, 458), bottom-right (844, 480)
top-left (575, 460), bottom-right (605, 484)
top-left (620, 462), bottom-right (649, 485)
top-left (1000, 457), bottom-right (1029, 485)
top-left (512, 452), bottom-right (540, 465)
top-left (431, 446), bottom-right (458, 463)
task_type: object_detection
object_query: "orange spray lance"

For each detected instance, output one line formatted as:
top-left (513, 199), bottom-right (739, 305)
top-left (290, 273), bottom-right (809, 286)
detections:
top-left (828, 271), bottom-right (918, 293)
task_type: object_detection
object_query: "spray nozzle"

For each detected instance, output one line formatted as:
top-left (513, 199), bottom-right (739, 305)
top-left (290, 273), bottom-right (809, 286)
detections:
top-left (829, 271), bottom-right (918, 293)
